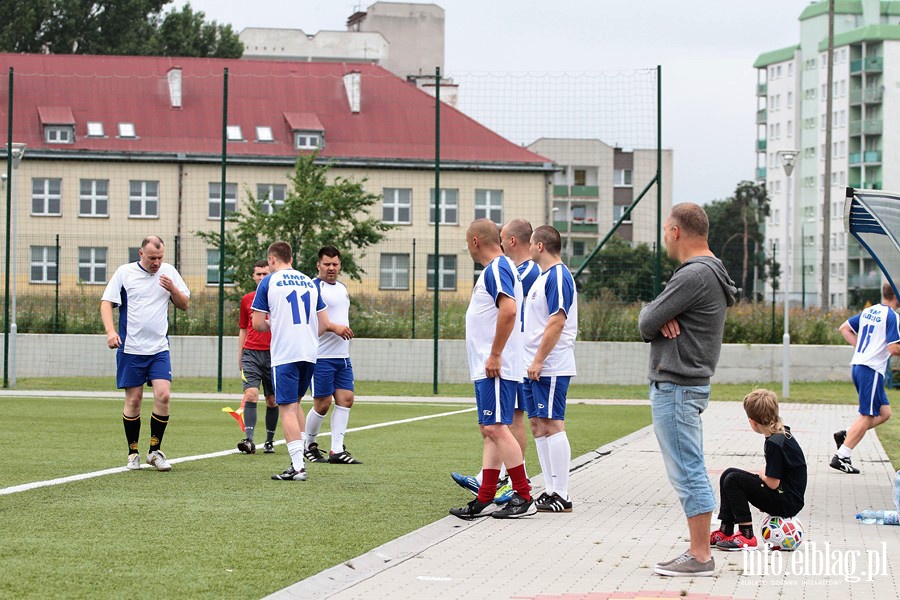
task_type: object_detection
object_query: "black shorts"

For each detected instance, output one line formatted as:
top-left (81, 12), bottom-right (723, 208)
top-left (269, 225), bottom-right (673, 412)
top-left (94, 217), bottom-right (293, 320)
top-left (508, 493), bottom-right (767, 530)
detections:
top-left (241, 348), bottom-right (273, 397)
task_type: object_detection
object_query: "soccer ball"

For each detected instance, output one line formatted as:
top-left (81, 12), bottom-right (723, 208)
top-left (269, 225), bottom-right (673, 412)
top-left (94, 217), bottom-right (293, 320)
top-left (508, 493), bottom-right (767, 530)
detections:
top-left (759, 515), bottom-right (804, 551)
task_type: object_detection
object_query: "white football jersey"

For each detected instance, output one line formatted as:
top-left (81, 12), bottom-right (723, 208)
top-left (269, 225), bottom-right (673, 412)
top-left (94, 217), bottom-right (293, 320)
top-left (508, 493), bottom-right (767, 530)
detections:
top-left (251, 268), bottom-right (325, 367)
top-left (847, 303), bottom-right (900, 372)
top-left (315, 278), bottom-right (351, 359)
top-left (523, 263), bottom-right (578, 376)
top-left (101, 262), bottom-right (190, 355)
top-left (465, 255), bottom-right (524, 381)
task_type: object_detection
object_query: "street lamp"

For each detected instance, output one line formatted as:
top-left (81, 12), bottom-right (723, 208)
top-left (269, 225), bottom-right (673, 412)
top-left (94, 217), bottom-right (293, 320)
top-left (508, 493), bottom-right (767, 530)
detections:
top-left (777, 149), bottom-right (798, 399)
top-left (3, 142), bottom-right (26, 388)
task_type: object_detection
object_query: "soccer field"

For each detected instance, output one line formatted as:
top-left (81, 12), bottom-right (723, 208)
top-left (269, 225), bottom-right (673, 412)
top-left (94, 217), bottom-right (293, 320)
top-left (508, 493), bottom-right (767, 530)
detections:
top-left (0, 395), bottom-right (650, 599)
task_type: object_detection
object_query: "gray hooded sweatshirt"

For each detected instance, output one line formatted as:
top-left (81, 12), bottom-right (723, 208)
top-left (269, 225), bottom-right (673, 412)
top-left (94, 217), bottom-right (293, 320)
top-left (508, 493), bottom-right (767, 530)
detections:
top-left (638, 256), bottom-right (737, 386)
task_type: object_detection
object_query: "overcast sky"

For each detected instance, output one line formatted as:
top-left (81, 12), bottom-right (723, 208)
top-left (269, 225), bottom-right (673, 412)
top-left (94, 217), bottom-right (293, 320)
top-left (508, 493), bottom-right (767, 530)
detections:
top-left (178, 0), bottom-right (814, 205)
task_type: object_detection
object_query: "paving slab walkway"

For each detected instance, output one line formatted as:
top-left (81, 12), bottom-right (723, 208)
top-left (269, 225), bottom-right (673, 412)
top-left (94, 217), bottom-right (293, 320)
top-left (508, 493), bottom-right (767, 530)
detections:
top-left (270, 401), bottom-right (900, 600)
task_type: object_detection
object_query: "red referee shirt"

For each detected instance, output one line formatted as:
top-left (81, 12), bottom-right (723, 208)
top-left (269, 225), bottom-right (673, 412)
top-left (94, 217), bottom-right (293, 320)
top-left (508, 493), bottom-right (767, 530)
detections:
top-left (239, 291), bottom-right (271, 350)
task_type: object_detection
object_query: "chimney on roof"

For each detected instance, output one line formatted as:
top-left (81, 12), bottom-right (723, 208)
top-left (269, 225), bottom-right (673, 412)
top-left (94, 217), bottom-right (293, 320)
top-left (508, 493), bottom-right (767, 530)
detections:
top-left (167, 67), bottom-right (182, 108)
top-left (344, 71), bottom-right (361, 114)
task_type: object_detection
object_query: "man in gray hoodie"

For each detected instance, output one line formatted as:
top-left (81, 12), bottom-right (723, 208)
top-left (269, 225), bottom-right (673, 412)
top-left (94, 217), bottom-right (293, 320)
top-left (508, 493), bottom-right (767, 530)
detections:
top-left (638, 202), bottom-right (737, 578)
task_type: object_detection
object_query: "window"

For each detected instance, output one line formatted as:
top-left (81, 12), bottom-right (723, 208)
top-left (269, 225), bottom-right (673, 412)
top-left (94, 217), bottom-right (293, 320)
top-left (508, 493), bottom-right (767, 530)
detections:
top-left (208, 182), bottom-right (237, 219)
top-left (475, 189), bottom-right (503, 224)
top-left (787, 91), bottom-right (793, 109)
top-left (79, 179), bottom-right (109, 217)
top-left (573, 240), bottom-right (586, 256)
top-left (256, 126), bottom-right (274, 142)
top-left (788, 63), bottom-right (793, 77)
top-left (45, 126), bottom-right (74, 144)
top-left (427, 254), bottom-right (457, 291)
top-left (226, 126), bottom-right (243, 141)
top-left (613, 204), bottom-right (631, 222)
top-left (129, 180), bottom-right (159, 218)
top-left (118, 123), bottom-right (136, 138)
top-left (382, 188), bottom-right (412, 224)
top-left (78, 247), bottom-right (107, 284)
top-left (86, 122), bottom-right (104, 137)
top-left (429, 188), bottom-right (459, 224)
top-left (30, 246), bottom-right (57, 284)
top-left (613, 169), bottom-right (632, 187)
top-left (128, 247), bottom-right (140, 263)
top-left (207, 249), bottom-right (235, 285)
top-left (294, 131), bottom-right (321, 150)
top-left (473, 261), bottom-right (485, 285)
top-left (257, 184), bottom-right (286, 214)
top-left (571, 205), bottom-right (586, 220)
top-left (379, 254), bottom-right (410, 290)
top-left (574, 169), bottom-right (587, 186)
top-left (32, 178), bottom-right (62, 216)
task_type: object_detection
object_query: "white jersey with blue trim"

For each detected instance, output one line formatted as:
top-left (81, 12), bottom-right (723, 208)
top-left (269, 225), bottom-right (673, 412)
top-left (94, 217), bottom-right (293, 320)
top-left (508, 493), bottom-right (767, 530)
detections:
top-left (847, 303), bottom-right (900, 372)
top-left (524, 262), bottom-right (578, 376)
top-left (516, 259), bottom-right (540, 332)
top-left (251, 268), bottom-right (326, 367)
top-left (314, 278), bottom-right (351, 359)
top-left (101, 262), bottom-right (190, 355)
top-left (465, 255), bottom-right (524, 381)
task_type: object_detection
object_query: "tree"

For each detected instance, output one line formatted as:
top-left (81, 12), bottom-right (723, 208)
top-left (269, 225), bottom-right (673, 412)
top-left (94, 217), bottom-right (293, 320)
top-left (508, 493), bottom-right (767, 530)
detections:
top-left (578, 237), bottom-right (679, 303)
top-left (0, 1), bottom-right (242, 58)
top-left (706, 180), bottom-right (770, 301)
top-left (196, 153), bottom-right (393, 296)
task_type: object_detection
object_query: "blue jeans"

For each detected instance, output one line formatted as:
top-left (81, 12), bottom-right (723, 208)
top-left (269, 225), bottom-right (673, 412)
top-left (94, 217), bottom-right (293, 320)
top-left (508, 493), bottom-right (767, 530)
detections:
top-left (650, 381), bottom-right (716, 518)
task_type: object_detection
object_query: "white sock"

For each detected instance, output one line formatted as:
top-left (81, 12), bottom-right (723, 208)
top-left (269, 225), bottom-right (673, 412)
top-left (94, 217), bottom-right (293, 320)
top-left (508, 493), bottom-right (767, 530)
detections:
top-left (305, 410), bottom-right (326, 449)
top-left (837, 444), bottom-right (852, 459)
top-left (547, 431), bottom-right (571, 500)
top-left (330, 405), bottom-right (351, 454)
top-left (476, 469), bottom-right (484, 486)
top-left (534, 436), bottom-right (554, 495)
top-left (499, 464), bottom-right (508, 480)
top-left (287, 440), bottom-right (305, 471)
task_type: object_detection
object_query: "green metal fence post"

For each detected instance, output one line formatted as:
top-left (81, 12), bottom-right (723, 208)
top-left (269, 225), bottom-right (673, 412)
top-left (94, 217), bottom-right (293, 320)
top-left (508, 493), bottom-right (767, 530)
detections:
top-left (432, 66), bottom-right (441, 395)
top-left (655, 65), bottom-right (662, 297)
top-left (4, 67), bottom-right (13, 389)
top-left (217, 68), bottom-right (229, 393)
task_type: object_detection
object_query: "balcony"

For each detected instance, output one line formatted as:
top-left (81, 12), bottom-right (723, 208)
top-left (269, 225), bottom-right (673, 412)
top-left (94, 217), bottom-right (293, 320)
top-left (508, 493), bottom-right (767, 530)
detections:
top-left (553, 219), bottom-right (599, 233)
top-left (849, 87), bottom-right (884, 104)
top-left (566, 256), bottom-right (589, 268)
top-left (757, 82), bottom-right (767, 96)
top-left (571, 185), bottom-right (599, 197)
top-left (756, 167), bottom-right (766, 180)
top-left (849, 273), bottom-right (883, 288)
top-left (850, 119), bottom-right (883, 136)
top-left (553, 185), bottom-right (569, 197)
top-left (851, 56), bottom-right (884, 74)
top-left (756, 109), bottom-right (767, 124)
top-left (757, 139), bottom-right (767, 151)
top-left (848, 151), bottom-right (880, 165)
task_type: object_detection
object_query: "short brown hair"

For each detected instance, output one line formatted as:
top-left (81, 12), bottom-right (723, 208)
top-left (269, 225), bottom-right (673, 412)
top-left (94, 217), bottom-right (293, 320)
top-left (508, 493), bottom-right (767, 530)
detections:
top-left (743, 389), bottom-right (786, 436)
top-left (267, 241), bottom-right (292, 264)
top-left (883, 282), bottom-right (896, 302)
top-left (254, 259), bottom-right (269, 270)
top-left (504, 218), bottom-right (533, 244)
top-left (532, 225), bottom-right (561, 255)
top-left (669, 203), bottom-right (709, 239)
top-left (141, 236), bottom-right (164, 250)
top-left (318, 245), bottom-right (341, 260)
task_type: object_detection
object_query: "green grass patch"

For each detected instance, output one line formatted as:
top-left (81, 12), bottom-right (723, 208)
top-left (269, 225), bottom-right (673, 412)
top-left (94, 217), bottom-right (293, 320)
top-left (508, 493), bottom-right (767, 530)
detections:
top-left (0, 395), bottom-right (649, 599)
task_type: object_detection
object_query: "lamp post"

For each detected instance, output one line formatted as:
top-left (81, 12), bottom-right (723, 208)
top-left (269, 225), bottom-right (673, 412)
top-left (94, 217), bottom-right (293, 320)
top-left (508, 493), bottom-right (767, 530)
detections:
top-left (3, 142), bottom-right (25, 389)
top-left (777, 150), bottom-right (798, 399)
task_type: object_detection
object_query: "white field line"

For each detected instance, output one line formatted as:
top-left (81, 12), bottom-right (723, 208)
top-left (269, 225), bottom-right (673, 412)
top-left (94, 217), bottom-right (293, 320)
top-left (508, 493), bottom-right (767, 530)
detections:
top-left (0, 407), bottom-right (475, 497)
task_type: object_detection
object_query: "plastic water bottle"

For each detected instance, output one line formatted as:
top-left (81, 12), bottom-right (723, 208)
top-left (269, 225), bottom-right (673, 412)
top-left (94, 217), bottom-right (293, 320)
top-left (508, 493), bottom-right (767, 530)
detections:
top-left (856, 509), bottom-right (900, 525)
top-left (894, 471), bottom-right (900, 512)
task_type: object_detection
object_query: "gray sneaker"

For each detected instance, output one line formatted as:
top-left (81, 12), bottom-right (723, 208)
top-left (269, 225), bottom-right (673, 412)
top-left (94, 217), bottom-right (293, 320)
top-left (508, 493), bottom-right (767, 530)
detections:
top-left (654, 552), bottom-right (715, 577)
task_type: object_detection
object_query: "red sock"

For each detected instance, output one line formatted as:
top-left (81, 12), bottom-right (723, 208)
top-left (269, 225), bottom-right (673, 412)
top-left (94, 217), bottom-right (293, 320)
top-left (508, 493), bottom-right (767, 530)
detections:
top-left (477, 468), bottom-right (500, 503)
top-left (508, 463), bottom-right (531, 502)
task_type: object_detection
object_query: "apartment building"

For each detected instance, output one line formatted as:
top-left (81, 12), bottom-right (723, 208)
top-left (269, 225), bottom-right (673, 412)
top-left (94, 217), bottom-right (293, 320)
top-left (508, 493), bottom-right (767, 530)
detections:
top-left (754, 0), bottom-right (900, 308)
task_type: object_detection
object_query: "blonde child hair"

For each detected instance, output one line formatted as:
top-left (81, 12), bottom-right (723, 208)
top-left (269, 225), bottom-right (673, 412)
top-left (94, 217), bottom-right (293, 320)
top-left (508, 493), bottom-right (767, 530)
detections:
top-left (742, 388), bottom-right (788, 437)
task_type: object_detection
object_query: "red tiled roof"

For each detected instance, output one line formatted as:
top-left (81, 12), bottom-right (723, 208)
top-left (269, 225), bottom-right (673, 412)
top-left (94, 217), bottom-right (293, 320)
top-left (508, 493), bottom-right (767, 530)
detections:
top-left (1, 53), bottom-right (549, 167)
top-left (37, 106), bottom-right (75, 125)
top-left (283, 112), bottom-right (324, 132)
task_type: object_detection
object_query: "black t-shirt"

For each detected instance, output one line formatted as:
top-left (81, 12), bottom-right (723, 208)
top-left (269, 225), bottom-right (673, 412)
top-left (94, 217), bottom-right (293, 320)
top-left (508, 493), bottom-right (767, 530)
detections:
top-left (764, 426), bottom-right (808, 517)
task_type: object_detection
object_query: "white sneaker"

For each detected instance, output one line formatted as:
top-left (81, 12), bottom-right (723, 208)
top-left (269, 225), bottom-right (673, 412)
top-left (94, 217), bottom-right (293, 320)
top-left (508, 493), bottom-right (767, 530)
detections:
top-left (126, 454), bottom-right (141, 470)
top-left (147, 450), bottom-right (172, 472)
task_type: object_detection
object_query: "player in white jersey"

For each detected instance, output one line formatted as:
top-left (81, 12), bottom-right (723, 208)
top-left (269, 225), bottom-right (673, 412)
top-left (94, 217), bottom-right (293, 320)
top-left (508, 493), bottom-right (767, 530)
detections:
top-left (251, 242), bottom-right (352, 481)
top-left (524, 225), bottom-right (578, 513)
top-left (304, 246), bottom-right (362, 465)
top-left (451, 218), bottom-right (537, 503)
top-left (101, 235), bottom-right (190, 472)
top-left (831, 282), bottom-right (900, 474)
top-left (450, 219), bottom-right (535, 520)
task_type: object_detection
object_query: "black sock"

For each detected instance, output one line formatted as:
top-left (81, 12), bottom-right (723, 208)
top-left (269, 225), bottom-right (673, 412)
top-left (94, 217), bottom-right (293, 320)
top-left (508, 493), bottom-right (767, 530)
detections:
top-left (123, 413), bottom-right (141, 455)
top-left (149, 413), bottom-right (169, 452)
top-left (265, 405), bottom-right (279, 442)
top-left (719, 522), bottom-right (735, 536)
top-left (739, 524), bottom-right (754, 539)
